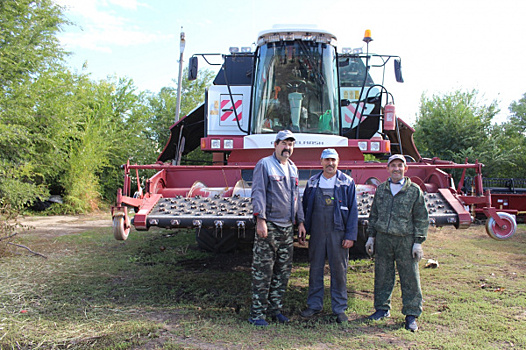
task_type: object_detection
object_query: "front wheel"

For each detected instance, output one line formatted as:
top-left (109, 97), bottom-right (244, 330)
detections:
top-left (485, 212), bottom-right (517, 240)
top-left (113, 215), bottom-right (131, 241)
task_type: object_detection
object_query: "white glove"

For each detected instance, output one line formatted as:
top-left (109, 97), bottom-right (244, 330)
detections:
top-left (412, 243), bottom-right (424, 261)
top-left (365, 237), bottom-right (375, 256)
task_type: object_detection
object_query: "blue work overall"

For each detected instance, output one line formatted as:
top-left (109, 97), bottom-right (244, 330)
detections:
top-left (306, 187), bottom-right (349, 314)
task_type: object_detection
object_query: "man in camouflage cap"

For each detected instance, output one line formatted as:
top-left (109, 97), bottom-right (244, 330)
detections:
top-left (248, 130), bottom-right (306, 326)
top-left (365, 154), bottom-right (428, 332)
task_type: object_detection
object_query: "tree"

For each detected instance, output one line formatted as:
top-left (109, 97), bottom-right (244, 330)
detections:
top-left (0, 0), bottom-right (155, 211)
top-left (508, 93), bottom-right (526, 133)
top-left (0, 0), bottom-right (67, 89)
top-left (413, 89), bottom-right (515, 178)
top-left (414, 90), bottom-right (497, 160)
top-left (0, 0), bottom-right (216, 213)
top-left (488, 93), bottom-right (526, 178)
top-left (0, 0), bottom-right (68, 210)
top-left (144, 68), bottom-right (215, 163)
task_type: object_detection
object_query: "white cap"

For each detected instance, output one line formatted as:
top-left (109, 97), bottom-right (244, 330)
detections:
top-left (387, 154), bottom-right (407, 165)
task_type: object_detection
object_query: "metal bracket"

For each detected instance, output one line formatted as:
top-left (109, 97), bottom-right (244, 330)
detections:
top-left (214, 220), bottom-right (224, 238)
top-left (237, 221), bottom-right (246, 238)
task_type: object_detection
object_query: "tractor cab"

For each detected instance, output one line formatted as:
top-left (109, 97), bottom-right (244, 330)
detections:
top-left (251, 28), bottom-right (340, 137)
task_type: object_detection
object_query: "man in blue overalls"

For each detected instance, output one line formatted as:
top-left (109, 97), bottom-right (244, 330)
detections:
top-left (300, 148), bottom-right (359, 323)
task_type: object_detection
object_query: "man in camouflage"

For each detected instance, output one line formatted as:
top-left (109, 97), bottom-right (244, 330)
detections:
top-left (365, 154), bottom-right (428, 332)
top-left (249, 130), bottom-right (306, 326)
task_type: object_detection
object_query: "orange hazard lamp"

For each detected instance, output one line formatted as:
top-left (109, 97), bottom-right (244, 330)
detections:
top-left (363, 29), bottom-right (373, 43)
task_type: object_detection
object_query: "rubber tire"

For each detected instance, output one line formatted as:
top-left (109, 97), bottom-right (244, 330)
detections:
top-left (196, 227), bottom-right (239, 253)
top-left (485, 212), bottom-right (517, 240)
top-left (113, 216), bottom-right (130, 241)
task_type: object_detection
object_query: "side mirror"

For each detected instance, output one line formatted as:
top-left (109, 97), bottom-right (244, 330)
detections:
top-left (394, 58), bottom-right (404, 83)
top-left (188, 56), bottom-right (198, 81)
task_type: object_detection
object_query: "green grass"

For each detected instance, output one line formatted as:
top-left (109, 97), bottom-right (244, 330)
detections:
top-left (0, 218), bottom-right (525, 349)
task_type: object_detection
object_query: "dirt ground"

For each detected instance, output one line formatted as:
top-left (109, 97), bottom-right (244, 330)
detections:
top-left (18, 211), bottom-right (112, 237)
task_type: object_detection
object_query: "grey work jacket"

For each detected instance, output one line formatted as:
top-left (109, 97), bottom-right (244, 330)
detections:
top-left (251, 153), bottom-right (304, 226)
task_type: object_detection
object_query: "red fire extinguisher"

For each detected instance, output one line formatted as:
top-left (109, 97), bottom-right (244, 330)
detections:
top-left (383, 103), bottom-right (396, 131)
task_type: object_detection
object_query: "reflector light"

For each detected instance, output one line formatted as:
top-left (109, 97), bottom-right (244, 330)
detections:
top-left (229, 47), bottom-right (239, 53)
top-left (358, 142), bottom-right (367, 151)
top-left (211, 139), bottom-right (221, 149)
top-left (224, 139), bottom-right (234, 149)
top-left (353, 48), bottom-right (363, 54)
top-left (241, 47), bottom-right (251, 52)
top-left (342, 47), bottom-right (352, 54)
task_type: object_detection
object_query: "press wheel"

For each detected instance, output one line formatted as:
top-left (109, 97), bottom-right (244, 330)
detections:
top-left (485, 212), bottom-right (517, 240)
top-left (113, 215), bottom-right (131, 241)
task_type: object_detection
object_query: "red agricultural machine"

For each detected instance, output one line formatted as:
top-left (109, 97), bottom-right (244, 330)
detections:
top-left (111, 26), bottom-right (518, 253)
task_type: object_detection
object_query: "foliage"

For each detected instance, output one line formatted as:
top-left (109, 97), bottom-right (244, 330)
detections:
top-left (414, 89), bottom-right (496, 161)
top-left (62, 77), bottom-right (158, 210)
top-left (490, 93), bottom-right (526, 178)
top-left (144, 68), bottom-right (214, 148)
top-left (413, 89), bottom-right (525, 178)
top-left (508, 93), bottom-right (526, 132)
top-left (143, 68), bottom-right (215, 166)
top-left (0, 0), bottom-right (218, 211)
top-left (0, 0), bottom-right (67, 89)
top-left (0, 0), bottom-right (68, 210)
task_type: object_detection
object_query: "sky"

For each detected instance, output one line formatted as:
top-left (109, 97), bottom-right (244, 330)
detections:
top-left (55, 0), bottom-right (526, 126)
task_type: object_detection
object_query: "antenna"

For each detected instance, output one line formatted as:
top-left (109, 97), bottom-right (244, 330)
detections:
top-left (175, 27), bottom-right (185, 122)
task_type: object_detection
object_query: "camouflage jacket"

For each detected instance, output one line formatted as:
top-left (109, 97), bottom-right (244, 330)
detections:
top-left (367, 177), bottom-right (428, 243)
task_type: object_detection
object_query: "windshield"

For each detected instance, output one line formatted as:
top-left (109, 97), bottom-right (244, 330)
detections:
top-left (338, 56), bottom-right (374, 87)
top-left (251, 40), bottom-right (340, 135)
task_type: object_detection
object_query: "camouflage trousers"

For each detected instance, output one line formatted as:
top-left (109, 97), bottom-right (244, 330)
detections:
top-left (250, 222), bottom-right (294, 320)
top-left (374, 232), bottom-right (423, 317)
